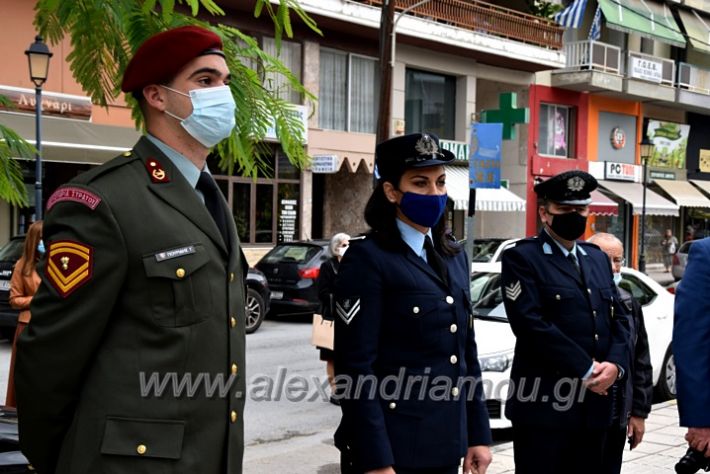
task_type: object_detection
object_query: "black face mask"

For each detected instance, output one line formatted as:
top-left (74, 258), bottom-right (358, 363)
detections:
top-left (547, 211), bottom-right (587, 241)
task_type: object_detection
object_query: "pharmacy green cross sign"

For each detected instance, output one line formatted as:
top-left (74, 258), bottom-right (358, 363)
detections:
top-left (480, 92), bottom-right (529, 140)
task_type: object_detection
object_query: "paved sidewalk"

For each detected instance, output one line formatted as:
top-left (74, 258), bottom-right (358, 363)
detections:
top-left (488, 400), bottom-right (686, 474)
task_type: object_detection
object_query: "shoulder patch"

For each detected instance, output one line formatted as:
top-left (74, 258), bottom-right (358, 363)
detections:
top-left (46, 241), bottom-right (93, 298)
top-left (505, 281), bottom-right (522, 301)
top-left (47, 187), bottom-right (102, 212)
top-left (145, 157), bottom-right (170, 183)
top-left (336, 297), bottom-right (361, 325)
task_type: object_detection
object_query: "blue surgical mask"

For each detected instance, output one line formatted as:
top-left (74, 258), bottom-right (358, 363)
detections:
top-left (613, 272), bottom-right (622, 286)
top-left (399, 192), bottom-right (448, 228)
top-left (37, 240), bottom-right (45, 254)
top-left (162, 85), bottom-right (236, 148)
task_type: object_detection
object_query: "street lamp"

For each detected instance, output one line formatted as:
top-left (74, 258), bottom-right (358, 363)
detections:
top-left (638, 136), bottom-right (654, 273)
top-left (25, 35), bottom-right (53, 220)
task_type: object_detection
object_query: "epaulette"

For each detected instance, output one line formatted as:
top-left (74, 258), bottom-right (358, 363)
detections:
top-left (72, 150), bottom-right (140, 185)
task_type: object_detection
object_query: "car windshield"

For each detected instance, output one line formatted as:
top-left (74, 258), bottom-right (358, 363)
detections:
top-left (470, 272), bottom-right (506, 320)
top-left (471, 239), bottom-right (505, 262)
top-left (0, 238), bottom-right (24, 261)
top-left (262, 244), bottom-right (322, 264)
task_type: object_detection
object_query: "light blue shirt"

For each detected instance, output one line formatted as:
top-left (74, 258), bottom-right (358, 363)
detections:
top-left (396, 219), bottom-right (433, 263)
top-left (146, 134), bottom-right (210, 203)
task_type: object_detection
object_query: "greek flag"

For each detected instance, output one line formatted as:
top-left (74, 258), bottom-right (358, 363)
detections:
top-left (554, 0), bottom-right (589, 29)
top-left (588, 4), bottom-right (602, 40)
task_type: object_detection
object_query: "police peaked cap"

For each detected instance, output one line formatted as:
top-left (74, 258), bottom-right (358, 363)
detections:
top-left (121, 25), bottom-right (225, 94)
top-left (534, 170), bottom-right (598, 205)
top-left (375, 132), bottom-right (455, 184)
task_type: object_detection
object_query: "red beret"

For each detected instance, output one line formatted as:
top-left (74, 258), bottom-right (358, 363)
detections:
top-left (121, 26), bottom-right (224, 93)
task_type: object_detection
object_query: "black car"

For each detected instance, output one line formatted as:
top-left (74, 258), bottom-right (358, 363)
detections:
top-left (255, 240), bottom-right (329, 316)
top-left (0, 236), bottom-right (24, 341)
top-left (245, 268), bottom-right (270, 334)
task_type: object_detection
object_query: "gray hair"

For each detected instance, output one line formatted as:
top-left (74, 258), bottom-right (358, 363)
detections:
top-left (587, 232), bottom-right (622, 249)
top-left (329, 232), bottom-right (351, 257)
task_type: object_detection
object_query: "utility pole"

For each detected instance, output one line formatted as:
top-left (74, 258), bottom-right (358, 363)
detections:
top-left (376, 0), bottom-right (396, 146)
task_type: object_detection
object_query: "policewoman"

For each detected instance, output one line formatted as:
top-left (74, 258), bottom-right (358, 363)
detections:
top-left (334, 133), bottom-right (492, 474)
top-left (500, 171), bottom-right (630, 474)
top-left (16, 27), bottom-right (247, 474)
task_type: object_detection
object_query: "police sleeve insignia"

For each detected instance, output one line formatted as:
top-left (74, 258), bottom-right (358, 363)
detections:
top-left (336, 297), bottom-right (361, 325)
top-left (46, 241), bottom-right (93, 298)
top-left (505, 281), bottom-right (522, 301)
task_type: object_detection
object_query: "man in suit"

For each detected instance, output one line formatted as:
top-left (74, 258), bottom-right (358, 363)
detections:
top-left (674, 238), bottom-right (710, 459)
top-left (501, 170), bottom-right (630, 474)
top-left (15, 26), bottom-right (247, 474)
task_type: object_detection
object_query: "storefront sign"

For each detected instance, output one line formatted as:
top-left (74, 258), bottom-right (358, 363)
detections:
top-left (630, 57), bottom-right (663, 83)
top-left (700, 149), bottom-right (710, 172)
top-left (469, 123), bottom-right (502, 189)
top-left (278, 199), bottom-right (298, 243)
top-left (0, 85), bottom-right (92, 120)
top-left (265, 104), bottom-right (308, 144)
top-left (610, 127), bottom-right (626, 150)
top-left (650, 170), bottom-right (676, 180)
top-left (604, 161), bottom-right (637, 181)
top-left (310, 155), bottom-right (339, 173)
top-left (646, 121), bottom-right (689, 169)
top-left (440, 139), bottom-right (469, 162)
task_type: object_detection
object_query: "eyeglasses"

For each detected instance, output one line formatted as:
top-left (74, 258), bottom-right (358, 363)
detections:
top-left (611, 257), bottom-right (626, 265)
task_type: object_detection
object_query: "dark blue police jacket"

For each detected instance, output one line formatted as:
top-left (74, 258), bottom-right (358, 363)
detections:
top-left (674, 237), bottom-right (710, 428)
top-left (334, 234), bottom-right (492, 472)
top-left (500, 231), bottom-right (630, 429)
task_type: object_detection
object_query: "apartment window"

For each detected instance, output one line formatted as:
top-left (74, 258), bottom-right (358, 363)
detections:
top-left (640, 37), bottom-right (654, 55)
top-left (405, 68), bottom-right (456, 139)
top-left (318, 48), bottom-right (379, 133)
top-left (262, 37), bottom-right (302, 104)
top-left (539, 104), bottom-right (575, 158)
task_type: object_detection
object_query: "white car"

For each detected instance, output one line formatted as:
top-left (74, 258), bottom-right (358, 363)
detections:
top-left (471, 263), bottom-right (675, 429)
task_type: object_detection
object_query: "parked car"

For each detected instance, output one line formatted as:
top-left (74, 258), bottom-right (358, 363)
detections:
top-left (0, 236), bottom-right (25, 341)
top-left (672, 240), bottom-right (696, 281)
top-left (255, 240), bottom-right (330, 316)
top-left (245, 268), bottom-right (270, 334)
top-left (462, 238), bottom-right (519, 264)
top-left (471, 263), bottom-right (676, 429)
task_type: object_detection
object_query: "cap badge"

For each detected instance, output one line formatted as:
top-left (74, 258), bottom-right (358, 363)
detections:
top-left (415, 134), bottom-right (439, 155)
top-left (567, 176), bottom-right (584, 192)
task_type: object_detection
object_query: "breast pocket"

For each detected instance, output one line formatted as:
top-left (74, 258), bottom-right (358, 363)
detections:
top-left (388, 293), bottom-right (444, 348)
top-left (142, 244), bottom-right (215, 327)
top-left (540, 286), bottom-right (578, 320)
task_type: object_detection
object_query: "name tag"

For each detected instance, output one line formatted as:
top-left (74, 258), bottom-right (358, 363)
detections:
top-left (155, 245), bottom-right (196, 262)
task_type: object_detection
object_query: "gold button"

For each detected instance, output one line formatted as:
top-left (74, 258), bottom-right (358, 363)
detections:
top-left (231, 363), bottom-right (238, 375)
top-left (450, 355), bottom-right (458, 364)
top-left (555, 294), bottom-right (561, 300)
top-left (446, 296), bottom-right (454, 304)
top-left (136, 444), bottom-right (147, 455)
top-left (594, 334), bottom-right (599, 341)
top-left (230, 411), bottom-right (238, 423)
top-left (450, 324), bottom-right (458, 334)
top-left (412, 306), bottom-right (420, 314)
top-left (230, 317), bottom-right (237, 328)
top-left (388, 402), bottom-right (397, 410)
top-left (451, 387), bottom-right (460, 397)
top-left (122, 150), bottom-right (132, 157)
top-left (230, 272), bottom-right (235, 282)
top-left (176, 268), bottom-right (186, 279)
top-left (587, 288), bottom-right (592, 294)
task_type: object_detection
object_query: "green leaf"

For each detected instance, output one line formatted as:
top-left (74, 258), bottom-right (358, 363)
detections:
top-left (160, 0), bottom-right (175, 22)
top-left (141, 0), bottom-right (158, 15)
top-left (254, 0), bottom-right (264, 18)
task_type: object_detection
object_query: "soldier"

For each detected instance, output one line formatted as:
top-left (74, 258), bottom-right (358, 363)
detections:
top-left (500, 170), bottom-right (630, 474)
top-left (15, 26), bottom-right (247, 474)
top-left (334, 133), bottom-right (492, 474)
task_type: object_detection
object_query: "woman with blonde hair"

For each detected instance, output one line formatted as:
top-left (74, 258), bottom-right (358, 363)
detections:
top-left (6, 221), bottom-right (43, 407)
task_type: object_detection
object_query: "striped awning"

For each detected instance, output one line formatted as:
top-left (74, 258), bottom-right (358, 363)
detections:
top-left (554, 0), bottom-right (589, 28)
top-left (445, 166), bottom-right (526, 212)
top-left (653, 179), bottom-right (710, 208)
top-left (589, 189), bottom-right (619, 216)
top-left (599, 180), bottom-right (679, 216)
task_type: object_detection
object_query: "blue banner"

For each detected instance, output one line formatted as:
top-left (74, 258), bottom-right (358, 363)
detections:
top-left (469, 123), bottom-right (503, 189)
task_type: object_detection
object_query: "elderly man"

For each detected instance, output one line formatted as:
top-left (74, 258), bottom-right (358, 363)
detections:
top-left (588, 233), bottom-right (652, 473)
top-left (16, 26), bottom-right (247, 474)
top-left (501, 170), bottom-right (630, 474)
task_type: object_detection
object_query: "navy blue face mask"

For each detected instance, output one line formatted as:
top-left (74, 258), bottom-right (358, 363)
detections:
top-left (399, 192), bottom-right (448, 228)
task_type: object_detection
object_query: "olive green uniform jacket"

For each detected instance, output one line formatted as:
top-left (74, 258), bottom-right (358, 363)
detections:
top-left (15, 137), bottom-right (247, 474)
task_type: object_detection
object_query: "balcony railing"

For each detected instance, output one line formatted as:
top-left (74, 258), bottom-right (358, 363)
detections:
top-left (351, 0), bottom-right (563, 49)
top-left (678, 62), bottom-right (710, 96)
top-left (626, 51), bottom-right (675, 87)
top-left (561, 40), bottom-right (621, 74)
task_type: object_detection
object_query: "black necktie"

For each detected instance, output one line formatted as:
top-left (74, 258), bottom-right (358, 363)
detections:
top-left (567, 251), bottom-right (581, 277)
top-left (424, 235), bottom-right (448, 283)
top-left (196, 171), bottom-right (229, 248)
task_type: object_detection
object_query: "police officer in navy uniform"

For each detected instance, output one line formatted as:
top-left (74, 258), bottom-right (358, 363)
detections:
top-left (334, 132), bottom-right (492, 474)
top-left (500, 171), bottom-right (630, 474)
top-left (15, 26), bottom-right (247, 474)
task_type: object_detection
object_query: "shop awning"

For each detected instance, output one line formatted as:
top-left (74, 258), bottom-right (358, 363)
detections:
top-left (0, 111), bottom-right (140, 165)
top-left (678, 9), bottom-right (710, 55)
top-left (589, 189), bottom-right (619, 216)
top-left (690, 179), bottom-right (710, 197)
top-left (598, 0), bottom-right (686, 47)
top-left (445, 166), bottom-right (526, 212)
top-left (599, 180), bottom-right (679, 216)
top-left (653, 179), bottom-right (710, 208)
